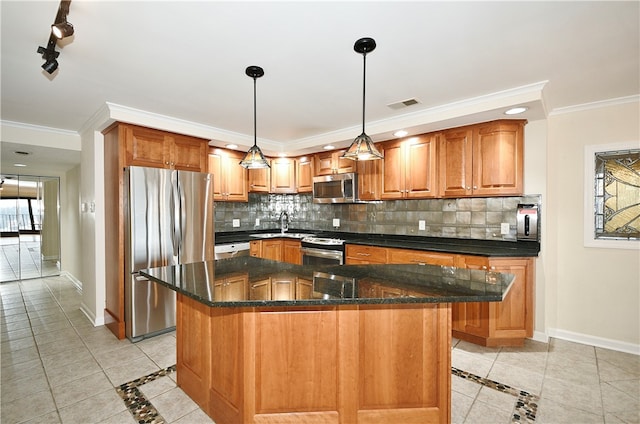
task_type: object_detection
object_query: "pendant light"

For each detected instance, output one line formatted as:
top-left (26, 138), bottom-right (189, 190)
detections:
top-left (342, 37), bottom-right (383, 161)
top-left (239, 65), bottom-right (271, 169)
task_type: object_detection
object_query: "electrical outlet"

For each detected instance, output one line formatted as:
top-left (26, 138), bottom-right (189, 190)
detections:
top-left (418, 220), bottom-right (426, 231)
top-left (500, 223), bottom-right (510, 235)
top-left (255, 218), bottom-right (260, 226)
top-left (333, 218), bottom-right (340, 227)
top-left (232, 219), bottom-right (240, 228)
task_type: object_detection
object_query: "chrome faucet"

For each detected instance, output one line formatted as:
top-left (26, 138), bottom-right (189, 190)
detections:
top-left (279, 211), bottom-right (289, 233)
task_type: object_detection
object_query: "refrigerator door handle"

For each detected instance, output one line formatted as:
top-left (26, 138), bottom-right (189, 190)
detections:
top-left (171, 175), bottom-right (181, 256)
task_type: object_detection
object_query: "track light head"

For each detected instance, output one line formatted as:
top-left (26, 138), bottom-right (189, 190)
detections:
top-left (42, 59), bottom-right (59, 74)
top-left (52, 21), bottom-right (74, 39)
top-left (37, 45), bottom-right (60, 74)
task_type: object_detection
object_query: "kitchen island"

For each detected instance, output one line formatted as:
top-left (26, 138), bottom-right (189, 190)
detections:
top-left (141, 257), bottom-right (515, 424)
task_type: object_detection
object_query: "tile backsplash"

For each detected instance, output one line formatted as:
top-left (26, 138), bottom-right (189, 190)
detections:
top-left (215, 194), bottom-right (542, 241)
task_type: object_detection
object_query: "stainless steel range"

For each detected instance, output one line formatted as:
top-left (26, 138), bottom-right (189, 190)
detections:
top-left (300, 236), bottom-right (345, 265)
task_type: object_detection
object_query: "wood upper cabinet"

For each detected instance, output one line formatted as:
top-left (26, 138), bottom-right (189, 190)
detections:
top-left (270, 158), bottom-right (296, 193)
top-left (314, 150), bottom-right (355, 176)
top-left (357, 158), bottom-right (382, 201)
top-left (439, 120), bottom-right (525, 197)
top-left (207, 148), bottom-right (248, 202)
top-left (296, 157), bottom-right (314, 193)
top-left (121, 123), bottom-right (207, 171)
top-left (248, 167), bottom-right (270, 193)
top-left (380, 135), bottom-right (438, 199)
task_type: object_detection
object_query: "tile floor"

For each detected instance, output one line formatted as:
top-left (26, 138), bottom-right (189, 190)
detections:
top-left (1, 275), bottom-right (639, 424)
top-left (0, 236), bottom-right (60, 282)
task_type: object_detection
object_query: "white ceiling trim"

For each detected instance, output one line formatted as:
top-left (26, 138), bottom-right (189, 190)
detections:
top-left (549, 95), bottom-right (640, 116)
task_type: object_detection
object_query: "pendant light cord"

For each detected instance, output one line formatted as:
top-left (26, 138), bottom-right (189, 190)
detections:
top-left (253, 77), bottom-right (258, 148)
top-left (362, 53), bottom-right (367, 134)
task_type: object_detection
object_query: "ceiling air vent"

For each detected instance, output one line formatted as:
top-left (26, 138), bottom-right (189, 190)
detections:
top-left (387, 98), bottom-right (420, 110)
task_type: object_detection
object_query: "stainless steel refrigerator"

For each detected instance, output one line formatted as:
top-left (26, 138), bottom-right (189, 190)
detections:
top-left (124, 166), bottom-right (214, 341)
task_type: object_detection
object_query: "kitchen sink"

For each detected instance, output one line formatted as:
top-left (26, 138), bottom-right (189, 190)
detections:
top-left (249, 232), bottom-right (316, 239)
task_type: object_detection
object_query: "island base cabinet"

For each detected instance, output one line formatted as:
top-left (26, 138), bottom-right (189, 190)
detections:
top-left (176, 297), bottom-right (452, 424)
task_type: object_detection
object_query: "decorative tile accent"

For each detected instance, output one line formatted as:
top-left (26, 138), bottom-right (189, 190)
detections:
top-left (115, 364), bottom-right (176, 423)
top-left (116, 364), bottom-right (537, 423)
top-left (452, 367), bottom-right (539, 423)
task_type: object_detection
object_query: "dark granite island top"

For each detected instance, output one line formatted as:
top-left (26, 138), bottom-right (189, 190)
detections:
top-left (140, 256), bottom-right (514, 307)
top-left (141, 257), bottom-right (515, 424)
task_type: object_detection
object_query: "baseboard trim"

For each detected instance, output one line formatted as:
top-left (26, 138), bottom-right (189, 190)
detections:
top-left (548, 328), bottom-right (640, 355)
top-left (60, 271), bottom-right (82, 291)
top-left (80, 302), bottom-right (105, 327)
top-left (531, 330), bottom-right (549, 344)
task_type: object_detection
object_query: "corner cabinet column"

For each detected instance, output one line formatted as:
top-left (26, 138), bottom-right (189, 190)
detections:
top-left (102, 122), bottom-right (209, 339)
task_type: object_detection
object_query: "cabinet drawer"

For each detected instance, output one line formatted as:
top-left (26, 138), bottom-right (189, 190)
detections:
top-left (345, 244), bottom-right (387, 264)
top-left (387, 248), bottom-right (455, 266)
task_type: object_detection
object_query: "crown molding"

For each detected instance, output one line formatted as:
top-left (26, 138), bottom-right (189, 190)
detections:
top-left (549, 95), bottom-right (639, 116)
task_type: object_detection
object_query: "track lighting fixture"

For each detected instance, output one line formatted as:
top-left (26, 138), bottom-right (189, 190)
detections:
top-left (37, 0), bottom-right (73, 74)
top-left (342, 37), bottom-right (383, 161)
top-left (239, 65), bottom-right (271, 169)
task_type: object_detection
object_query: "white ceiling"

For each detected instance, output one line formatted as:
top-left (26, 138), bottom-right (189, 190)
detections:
top-left (1, 1), bottom-right (638, 175)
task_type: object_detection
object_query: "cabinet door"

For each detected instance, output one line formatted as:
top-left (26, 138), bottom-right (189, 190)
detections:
top-left (380, 140), bottom-right (405, 200)
top-left (271, 275), bottom-right (295, 300)
top-left (224, 150), bottom-right (249, 201)
top-left (250, 279), bottom-right (271, 300)
top-left (296, 158), bottom-right (314, 193)
top-left (124, 125), bottom-right (169, 168)
top-left (357, 158), bottom-right (382, 201)
top-left (472, 121), bottom-right (524, 196)
top-left (283, 239), bottom-right (302, 265)
top-left (262, 239), bottom-right (283, 261)
top-left (488, 258), bottom-right (533, 338)
top-left (249, 167), bottom-right (270, 193)
top-left (405, 135), bottom-right (438, 198)
top-left (208, 151), bottom-right (224, 200)
top-left (439, 128), bottom-right (473, 197)
top-left (314, 151), bottom-right (335, 176)
top-left (296, 278), bottom-right (313, 299)
top-left (271, 158), bottom-right (296, 193)
top-left (170, 134), bottom-right (207, 172)
top-left (250, 240), bottom-right (262, 258)
top-left (334, 151), bottom-right (355, 174)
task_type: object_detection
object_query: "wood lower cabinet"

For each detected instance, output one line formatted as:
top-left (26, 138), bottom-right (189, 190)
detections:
top-left (345, 244), bottom-right (388, 264)
top-left (176, 294), bottom-right (452, 424)
top-left (348, 244), bottom-right (535, 347)
top-left (103, 122), bottom-right (209, 339)
top-left (213, 273), bottom-right (248, 301)
top-left (452, 256), bottom-right (534, 347)
top-left (208, 148), bottom-right (248, 202)
top-left (439, 120), bottom-right (524, 197)
top-left (249, 239), bottom-right (302, 265)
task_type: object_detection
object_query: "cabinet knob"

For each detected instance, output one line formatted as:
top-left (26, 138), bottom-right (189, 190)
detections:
top-left (473, 185), bottom-right (478, 190)
top-left (466, 186), bottom-right (471, 190)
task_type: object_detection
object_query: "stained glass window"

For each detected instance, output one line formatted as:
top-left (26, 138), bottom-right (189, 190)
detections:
top-left (594, 149), bottom-right (640, 240)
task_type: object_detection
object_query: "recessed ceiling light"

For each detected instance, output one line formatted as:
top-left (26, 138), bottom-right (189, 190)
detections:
top-left (14, 163), bottom-right (27, 167)
top-left (278, 153), bottom-right (288, 158)
top-left (393, 130), bottom-right (408, 138)
top-left (323, 145), bottom-right (335, 150)
top-left (505, 107), bottom-right (528, 115)
top-left (225, 144), bottom-right (238, 150)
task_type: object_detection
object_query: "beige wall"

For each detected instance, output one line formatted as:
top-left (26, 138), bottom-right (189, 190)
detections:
top-left (547, 100), bottom-right (640, 350)
top-left (60, 165), bottom-right (82, 281)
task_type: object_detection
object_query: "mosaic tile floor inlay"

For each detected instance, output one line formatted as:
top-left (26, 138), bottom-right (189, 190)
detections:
top-left (116, 365), bottom-right (177, 423)
top-left (116, 365), bottom-right (538, 423)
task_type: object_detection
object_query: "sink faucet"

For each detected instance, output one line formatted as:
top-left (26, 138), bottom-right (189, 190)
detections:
top-left (279, 211), bottom-right (289, 233)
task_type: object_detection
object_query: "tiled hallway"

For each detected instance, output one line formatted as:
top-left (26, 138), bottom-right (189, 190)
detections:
top-left (1, 276), bottom-right (638, 423)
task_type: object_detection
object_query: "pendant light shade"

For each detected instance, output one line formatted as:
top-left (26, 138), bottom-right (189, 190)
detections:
top-left (239, 65), bottom-right (270, 169)
top-left (342, 37), bottom-right (383, 161)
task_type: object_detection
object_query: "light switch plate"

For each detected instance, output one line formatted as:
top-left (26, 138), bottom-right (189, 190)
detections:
top-left (232, 219), bottom-right (240, 228)
top-left (500, 223), bottom-right (510, 234)
top-left (418, 220), bottom-right (426, 231)
top-left (333, 218), bottom-right (340, 227)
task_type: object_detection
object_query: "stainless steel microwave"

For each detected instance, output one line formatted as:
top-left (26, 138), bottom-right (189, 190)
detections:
top-left (312, 173), bottom-right (358, 204)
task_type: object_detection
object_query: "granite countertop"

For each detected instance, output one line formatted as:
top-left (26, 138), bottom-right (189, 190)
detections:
top-left (140, 257), bottom-right (515, 308)
top-left (215, 229), bottom-right (540, 257)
